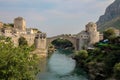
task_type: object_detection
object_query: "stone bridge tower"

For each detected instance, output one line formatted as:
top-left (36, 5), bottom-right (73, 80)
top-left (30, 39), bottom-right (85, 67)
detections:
top-left (77, 22), bottom-right (100, 50)
top-left (34, 33), bottom-right (47, 53)
top-left (86, 22), bottom-right (100, 46)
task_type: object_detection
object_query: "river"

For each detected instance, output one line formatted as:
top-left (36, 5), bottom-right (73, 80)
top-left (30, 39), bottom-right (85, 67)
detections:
top-left (37, 50), bottom-right (88, 80)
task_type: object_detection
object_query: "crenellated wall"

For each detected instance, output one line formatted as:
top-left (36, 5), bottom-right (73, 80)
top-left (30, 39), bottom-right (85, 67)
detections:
top-left (34, 33), bottom-right (47, 53)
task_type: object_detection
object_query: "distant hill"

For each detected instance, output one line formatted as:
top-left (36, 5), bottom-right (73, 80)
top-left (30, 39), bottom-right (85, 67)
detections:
top-left (97, 0), bottom-right (120, 31)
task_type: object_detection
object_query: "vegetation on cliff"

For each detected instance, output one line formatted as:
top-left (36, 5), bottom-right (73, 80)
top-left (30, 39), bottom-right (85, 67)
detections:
top-left (18, 36), bottom-right (28, 46)
top-left (0, 36), bottom-right (40, 80)
top-left (74, 30), bottom-right (120, 80)
top-left (97, 0), bottom-right (120, 30)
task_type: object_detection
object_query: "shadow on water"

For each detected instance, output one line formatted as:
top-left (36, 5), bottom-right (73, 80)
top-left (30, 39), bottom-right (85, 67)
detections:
top-left (57, 49), bottom-right (74, 55)
top-left (37, 50), bottom-right (88, 80)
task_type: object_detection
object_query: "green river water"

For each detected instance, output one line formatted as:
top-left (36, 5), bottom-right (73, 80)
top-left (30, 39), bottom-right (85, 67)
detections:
top-left (37, 50), bottom-right (88, 80)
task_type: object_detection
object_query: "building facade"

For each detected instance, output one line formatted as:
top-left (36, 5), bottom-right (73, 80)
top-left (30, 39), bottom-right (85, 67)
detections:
top-left (76, 22), bottom-right (100, 50)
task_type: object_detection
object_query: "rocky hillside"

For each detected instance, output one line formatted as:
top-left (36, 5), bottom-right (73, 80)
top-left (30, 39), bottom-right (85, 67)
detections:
top-left (97, 0), bottom-right (120, 31)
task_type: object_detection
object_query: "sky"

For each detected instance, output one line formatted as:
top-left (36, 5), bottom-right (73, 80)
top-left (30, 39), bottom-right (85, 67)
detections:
top-left (0, 0), bottom-right (114, 37)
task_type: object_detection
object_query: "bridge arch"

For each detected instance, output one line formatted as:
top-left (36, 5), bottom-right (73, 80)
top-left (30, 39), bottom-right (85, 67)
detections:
top-left (47, 35), bottom-right (78, 50)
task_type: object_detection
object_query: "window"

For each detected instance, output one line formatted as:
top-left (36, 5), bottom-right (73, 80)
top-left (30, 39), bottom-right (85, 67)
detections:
top-left (81, 35), bottom-right (83, 38)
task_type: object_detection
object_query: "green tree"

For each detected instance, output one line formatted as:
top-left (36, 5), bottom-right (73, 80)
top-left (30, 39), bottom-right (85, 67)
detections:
top-left (5, 37), bottom-right (11, 42)
top-left (0, 36), bottom-right (6, 40)
top-left (3, 23), bottom-right (14, 28)
top-left (0, 42), bottom-right (40, 80)
top-left (75, 50), bottom-right (88, 59)
top-left (103, 28), bottom-right (116, 39)
top-left (114, 63), bottom-right (120, 79)
top-left (18, 36), bottom-right (28, 46)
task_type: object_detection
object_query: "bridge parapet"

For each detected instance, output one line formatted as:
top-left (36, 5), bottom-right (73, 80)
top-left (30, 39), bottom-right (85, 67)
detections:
top-left (35, 33), bottom-right (46, 39)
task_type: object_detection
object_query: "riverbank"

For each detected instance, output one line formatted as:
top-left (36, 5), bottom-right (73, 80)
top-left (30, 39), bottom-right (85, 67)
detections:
top-left (73, 36), bottom-right (120, 80)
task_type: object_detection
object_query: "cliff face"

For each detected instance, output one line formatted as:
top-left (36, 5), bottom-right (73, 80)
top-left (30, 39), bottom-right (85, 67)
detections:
top-left (97, 0), bottom-right (120, 30)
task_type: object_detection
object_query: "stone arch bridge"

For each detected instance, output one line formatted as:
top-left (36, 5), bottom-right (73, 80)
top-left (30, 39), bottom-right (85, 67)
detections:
top-left (47, 34), bottom-right (79, 50)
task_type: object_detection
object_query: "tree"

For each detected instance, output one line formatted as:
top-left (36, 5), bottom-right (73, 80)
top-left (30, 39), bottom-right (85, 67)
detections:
top-left (18, 36), bottom-right (28, 46)
top-left (0, 42), bottom-right (40, 80)
top-left (103, 28), bottom-right (116, 39)
top-left (75, 50), bottom-right (88, 59)
top-left (3, 23), bottom-right (14, 28)
top-left (5, 37), bottom-right (11, 42)
top-left (114, 63), bottom-right (120, 79)
top-left (0, 36), bottom-right (6, 40)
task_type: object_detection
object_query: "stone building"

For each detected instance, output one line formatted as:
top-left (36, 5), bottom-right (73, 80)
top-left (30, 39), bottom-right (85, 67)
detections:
top-left (26, 28), bottom-right (39, 34)
top-left (0, 17), bottom-right (47, 51)
top-left (77, 22), bottom-right (100, 50)
top-left (14, 17), bottom-right (26, 31)
top-left (12, 17), bottom-right (45, 47)
top-left (86, 22), bottom-right (100, 45)
top-left (2, 28), bottom-right (12, 37)
top-left (0, 22), bottom-right (3, 28)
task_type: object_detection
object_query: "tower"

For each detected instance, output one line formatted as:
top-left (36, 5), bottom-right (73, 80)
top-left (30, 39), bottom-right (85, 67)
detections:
top-left (86, 22), bottom-right (99, 45)
top-left (14, 17), bottom-right (26, 31)
top-left (34, 33), bottom-right (47, 53)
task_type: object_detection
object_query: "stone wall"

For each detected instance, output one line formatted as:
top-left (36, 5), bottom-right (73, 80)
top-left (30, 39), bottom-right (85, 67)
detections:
top-left (22, 34), bottom-right (36, 46)
top-left (11, 36), bottom-right (19, 47)
top-left (34, 33), bottom-right (47, 53)
top-left (0, 22), bottom-right (3, 28)
top-left (76, 31), bottom-right (89, 50)
top-left (11, 34), bottom-right (36, 47)
top-left (89, 32), bottom-right (100, 45)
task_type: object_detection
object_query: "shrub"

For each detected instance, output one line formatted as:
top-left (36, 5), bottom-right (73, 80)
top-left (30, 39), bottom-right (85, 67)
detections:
top-left (114, 63), bottom-right (120, 79)
top-left (76, 50), bottom-right (88, 59)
